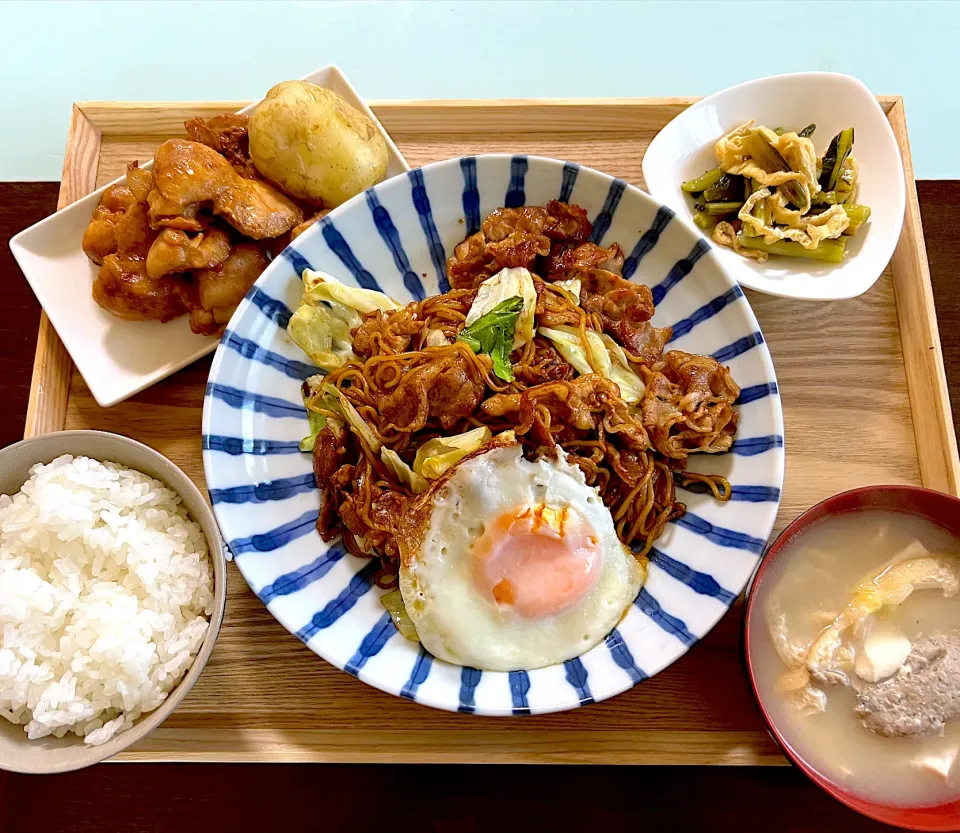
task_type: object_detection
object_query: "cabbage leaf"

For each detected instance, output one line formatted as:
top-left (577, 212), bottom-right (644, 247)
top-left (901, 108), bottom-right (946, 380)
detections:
top-left (413, 426), bottom-right (493, 480)
top-left (464, 267), bottom-right (538, 349)
top-left (552, 277), bottom-right (581, 305)
top-left (287, 269), bottom-right (400, 371)
top-left (325, 383), bottom-right (381, 454)
top-left (381, 448), bottom-right (428, 494)
top-left (538, 325), bottom-right (645, 403)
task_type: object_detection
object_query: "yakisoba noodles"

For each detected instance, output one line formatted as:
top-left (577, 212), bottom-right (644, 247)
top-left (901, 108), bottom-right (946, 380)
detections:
top-left (290, 201), bottom-right (738, 587)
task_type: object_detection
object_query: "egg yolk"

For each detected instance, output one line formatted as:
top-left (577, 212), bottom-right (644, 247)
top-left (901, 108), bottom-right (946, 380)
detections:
top-left (470, 504), bottom-right (602, 619)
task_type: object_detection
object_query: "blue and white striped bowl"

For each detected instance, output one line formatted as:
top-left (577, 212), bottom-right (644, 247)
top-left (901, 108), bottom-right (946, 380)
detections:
top-left (202, 154), bottom-right (785, 715)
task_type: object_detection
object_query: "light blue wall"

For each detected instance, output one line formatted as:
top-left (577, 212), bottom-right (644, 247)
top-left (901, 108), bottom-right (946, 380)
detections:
top-left (4, 0), bottom-right (958, 180)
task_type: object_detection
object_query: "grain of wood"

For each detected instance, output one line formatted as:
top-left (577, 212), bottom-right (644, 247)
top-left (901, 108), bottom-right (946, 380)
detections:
top-left (23, 106), bottom-right (99, 439)
top-left (79, 101), bottom-right (247, 136)
top-left (28, 97), bottom-right (954, 764)
top-left (114, 728), bottom-right (784, 765)
top-left (79, 96), bottom-right (898, 134)
top-left (886, 99), bottom-right (960, 495)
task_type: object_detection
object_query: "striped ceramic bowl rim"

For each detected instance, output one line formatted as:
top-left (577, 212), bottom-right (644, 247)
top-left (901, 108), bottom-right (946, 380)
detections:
top-left (202, 154), bottom-right (785, 715)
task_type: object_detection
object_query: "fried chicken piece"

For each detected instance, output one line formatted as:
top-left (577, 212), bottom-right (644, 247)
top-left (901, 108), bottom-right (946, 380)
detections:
top-left (181, 243), bottom-right (268, 335)
top-left (198, 243), bottom-right (266, 309)
top-left (185, 114), bottom-right (259, 179)
top-left (82, 160), bottom-right (159, 266)
top-left (82, 183), bottom-right (140, 264)
top-left (145, 226), bottom-right (232, 280)
top-left (92, 253), bottom-right (186, 323)
top-left (641, 351), bottom-right (739, 460)
top-left (125, 163), bottom-right (153, 203)
top-left (83, 147), bottom-right (276, 331)
top-left (290, 209), bottom-right (330, 241)
top-left (379, 350), bottom-right (486, 432)
top-left (84, 165), bottom-right (183, 323)
top-left (110, 201), bottom-right (154, 257)
top-left (148, 139), bottom-right (302, 239)
top-left (153, 206), bottom-right (208, 232)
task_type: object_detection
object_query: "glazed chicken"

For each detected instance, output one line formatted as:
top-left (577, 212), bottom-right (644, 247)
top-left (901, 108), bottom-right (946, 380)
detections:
top-left (146, 227), bottom-right (232, 280)
top-left (149, 139), bottom-right (302, 240)
top-left (83, 165), bottom-right (184, 323)
top-left (93, 253), bottom-right (186, 323)
top-left (291, 210), bottom-right (330, 241)
top-left (185, 114), bottom-right (259, 180)
top-left (185, 243), bottom-right (268, 336)
top-left (81, 165), bottom-right (155, 265)
top-left (82, 127), bottom-right (304, 335)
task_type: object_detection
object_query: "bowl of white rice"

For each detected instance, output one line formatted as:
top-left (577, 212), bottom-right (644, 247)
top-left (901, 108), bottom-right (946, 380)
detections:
top-left (0, 430), bottom-right (225, 773)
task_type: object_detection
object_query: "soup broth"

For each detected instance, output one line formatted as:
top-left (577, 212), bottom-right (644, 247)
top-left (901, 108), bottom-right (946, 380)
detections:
top-left (749, 508), bottom-right (960, 806)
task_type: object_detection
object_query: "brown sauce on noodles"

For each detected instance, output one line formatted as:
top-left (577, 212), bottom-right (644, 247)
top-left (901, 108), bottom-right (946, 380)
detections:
top-left (308, 202), bottom-right (737, 585)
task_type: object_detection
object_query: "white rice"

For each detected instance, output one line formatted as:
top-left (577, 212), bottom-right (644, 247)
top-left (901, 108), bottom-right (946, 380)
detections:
top-left (0, 455), bottom-right (213, 745)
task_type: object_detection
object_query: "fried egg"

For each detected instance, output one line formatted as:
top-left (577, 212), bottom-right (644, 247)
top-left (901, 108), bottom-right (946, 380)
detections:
top-left (398, 441), bottom-right (645, 671)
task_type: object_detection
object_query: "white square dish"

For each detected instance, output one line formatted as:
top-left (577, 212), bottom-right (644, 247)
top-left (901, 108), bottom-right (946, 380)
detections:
top-left (10, 65), bottom-right (410, 407)
top-left (642, 72), bottom-right (905, 301)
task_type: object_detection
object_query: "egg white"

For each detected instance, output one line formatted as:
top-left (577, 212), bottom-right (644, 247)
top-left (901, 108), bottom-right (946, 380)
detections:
top-left (398, 444), bottom-right (645, 671)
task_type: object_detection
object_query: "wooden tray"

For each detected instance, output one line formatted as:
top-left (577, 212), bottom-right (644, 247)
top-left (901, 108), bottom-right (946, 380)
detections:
top-left (23, 97), bottom-right (959, 764)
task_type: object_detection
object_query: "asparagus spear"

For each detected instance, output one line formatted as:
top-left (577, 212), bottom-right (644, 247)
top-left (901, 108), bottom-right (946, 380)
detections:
top-left (744, 134), bottom-right (809, 211)
top-left (693, 211), bottom-right (717, 230)
top-left (819, 128), bottom-right (855, 192)
top-left (842, 204), bottom-right (871, 234)
top-left (812, 190), bottom-right (842, 206)
top-left (703, 174), bottom-right (742, 202)
top-left (681, 167), bottom-right (723, 193)
top-left (839, 163), bottom-right (857, 188)
top-left (694, 200), bottom-right (744, 216)
top-left (835, 159), bottom-right (857, 198)
top-left (798, 123), bottom-right (817, 138)
top-left (737, 233), bottom-right (846, 263)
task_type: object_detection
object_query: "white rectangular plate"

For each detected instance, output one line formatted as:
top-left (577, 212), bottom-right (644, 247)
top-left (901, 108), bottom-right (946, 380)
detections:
top-left (10, 65), bottom-right (410, 407)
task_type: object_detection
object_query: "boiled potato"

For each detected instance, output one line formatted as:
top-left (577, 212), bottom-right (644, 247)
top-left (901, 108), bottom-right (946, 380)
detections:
top-left (249, 81), bottom-right (388, 207)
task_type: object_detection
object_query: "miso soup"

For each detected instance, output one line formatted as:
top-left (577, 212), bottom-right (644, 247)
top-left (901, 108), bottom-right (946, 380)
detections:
top-left (749, 509), bottom-right (960, 806)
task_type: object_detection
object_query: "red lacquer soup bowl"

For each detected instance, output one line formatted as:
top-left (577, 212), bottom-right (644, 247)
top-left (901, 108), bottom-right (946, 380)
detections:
top-left (744, 485), bottom-right (960, 831)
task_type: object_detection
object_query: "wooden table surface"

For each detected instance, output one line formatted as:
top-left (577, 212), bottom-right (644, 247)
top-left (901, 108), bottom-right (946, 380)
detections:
top-left (0, 181), bottom-right (958, 833)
